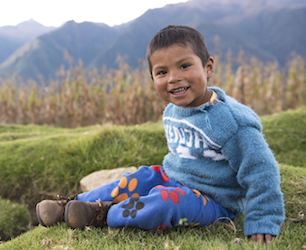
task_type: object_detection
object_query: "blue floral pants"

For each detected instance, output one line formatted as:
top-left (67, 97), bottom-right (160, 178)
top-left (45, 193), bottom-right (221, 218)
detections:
top-left (77, 165), bottom-right (236, 230)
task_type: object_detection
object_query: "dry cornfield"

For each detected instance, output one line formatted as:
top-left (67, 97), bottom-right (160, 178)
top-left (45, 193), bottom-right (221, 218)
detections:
top-left (0, 54), bottom-right (305, 128)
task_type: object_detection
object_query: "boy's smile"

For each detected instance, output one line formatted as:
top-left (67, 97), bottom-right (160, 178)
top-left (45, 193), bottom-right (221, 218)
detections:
top-left (151, 43), bottom-right (214, 107)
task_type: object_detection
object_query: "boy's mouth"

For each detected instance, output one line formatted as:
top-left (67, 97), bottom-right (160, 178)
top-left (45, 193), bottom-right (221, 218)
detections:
top-left (170, 87), bottom-right (189, 95)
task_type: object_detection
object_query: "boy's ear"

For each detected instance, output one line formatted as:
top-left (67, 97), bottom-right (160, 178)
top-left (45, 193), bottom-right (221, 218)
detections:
top-left (205, 56), bottom-right (214, 78)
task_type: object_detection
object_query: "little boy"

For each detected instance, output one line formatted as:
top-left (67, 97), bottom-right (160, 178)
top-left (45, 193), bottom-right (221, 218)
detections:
top-left (36, 25), bottom-right (285, 243)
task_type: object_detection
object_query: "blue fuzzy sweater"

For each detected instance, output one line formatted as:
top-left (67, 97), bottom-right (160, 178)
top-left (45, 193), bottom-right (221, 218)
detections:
top-left (162, 87), bottom-right (285, 236)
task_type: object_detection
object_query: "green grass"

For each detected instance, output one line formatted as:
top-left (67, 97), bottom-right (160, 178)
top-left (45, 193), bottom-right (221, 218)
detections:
top-left (0, 107), bottom-right (305, 249)
top-left (0, 197), bottom-right (31, 242)
top-left (0, 123), bottom-right (166, 204)
top-left (1, 177), bottom-right (305, 250)
top-left (261, 107), bottom-right (306, 168)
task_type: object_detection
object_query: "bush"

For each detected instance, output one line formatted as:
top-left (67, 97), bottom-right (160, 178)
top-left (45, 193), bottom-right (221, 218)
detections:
top-left (0, 197), bottom-right (30, 241)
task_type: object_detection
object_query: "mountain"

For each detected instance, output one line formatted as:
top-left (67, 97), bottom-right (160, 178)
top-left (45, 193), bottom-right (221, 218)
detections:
top-left (256, 0), bottom-right (306, 8)
top-left (0, 0), bottom-right (305, 82)
top-left (91, 3), bottom-right (272, 70)
top-left (91, 0), bottom-right (306, 69)
top-left (0, 19), bottom-right (55, 64)
top-left (224, 7), bottom-right (306, 65)
top-left (0, 21), bottom-right (120, 80)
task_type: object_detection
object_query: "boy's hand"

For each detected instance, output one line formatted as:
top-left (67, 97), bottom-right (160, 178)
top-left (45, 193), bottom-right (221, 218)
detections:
top-left (250, 234), bottom-right (275, 243)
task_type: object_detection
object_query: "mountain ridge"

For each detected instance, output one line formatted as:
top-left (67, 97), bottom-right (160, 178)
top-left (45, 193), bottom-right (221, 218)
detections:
top-left (0, 19), bottom-right (56, 64)
top-left (0, 0), bottom-right (305, 82)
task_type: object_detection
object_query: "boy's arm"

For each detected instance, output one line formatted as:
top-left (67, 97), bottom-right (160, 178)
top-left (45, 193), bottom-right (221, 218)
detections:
top-left (222, 126), bottom-right (285, 237)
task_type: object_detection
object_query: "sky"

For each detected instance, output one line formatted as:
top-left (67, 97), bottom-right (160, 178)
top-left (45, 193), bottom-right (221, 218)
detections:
top-left (0, 0), bottom-right (189, 27)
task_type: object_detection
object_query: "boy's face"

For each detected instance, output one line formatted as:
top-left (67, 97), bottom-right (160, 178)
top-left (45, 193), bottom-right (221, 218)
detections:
top-left (150, 43), bottom-right (214, 108)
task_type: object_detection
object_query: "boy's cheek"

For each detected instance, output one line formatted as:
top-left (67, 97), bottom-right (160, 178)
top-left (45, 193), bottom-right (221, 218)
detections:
top-left (154, 82), bottom-right (165, 92)
top-left (155, 88), bottom-right (169, 102)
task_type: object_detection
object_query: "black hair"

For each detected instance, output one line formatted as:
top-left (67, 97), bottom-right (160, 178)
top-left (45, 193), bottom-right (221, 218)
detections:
top-left (146, 25), bottom-right (211, 77)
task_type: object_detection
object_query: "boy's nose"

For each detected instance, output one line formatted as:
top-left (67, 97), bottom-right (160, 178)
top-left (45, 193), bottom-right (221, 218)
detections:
top-left (168, 70), bottom-right (181, 83)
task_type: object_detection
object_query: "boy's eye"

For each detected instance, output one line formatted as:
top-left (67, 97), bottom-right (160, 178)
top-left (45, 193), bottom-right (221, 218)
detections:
top-left (157, 70), bottom-right (167, 75)
top-left (181, 64), bottom-right (190, 69)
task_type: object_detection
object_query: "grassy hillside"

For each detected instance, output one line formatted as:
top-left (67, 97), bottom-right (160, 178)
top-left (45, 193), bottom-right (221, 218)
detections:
top-left (261, 107), bottom-right (306, 168)
top-left (0, 122), bottom-right (166, 205)
top-left (0, 107), bottom-right (305, 249)
top-left (1, 165), bottom-right (305, 249)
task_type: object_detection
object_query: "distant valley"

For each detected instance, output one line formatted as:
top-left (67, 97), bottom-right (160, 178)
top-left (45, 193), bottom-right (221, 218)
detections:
top-left (0, 0), bottom-right (305, 82)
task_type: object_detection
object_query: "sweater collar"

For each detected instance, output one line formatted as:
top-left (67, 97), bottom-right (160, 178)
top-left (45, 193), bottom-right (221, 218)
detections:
top-left (170, 87), bottom-right (226, 116)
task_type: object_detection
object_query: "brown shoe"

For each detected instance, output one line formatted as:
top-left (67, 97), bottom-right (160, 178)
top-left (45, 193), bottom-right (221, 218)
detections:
top-left (65, 200), bottom-right (113, 229)
top-left (36, 195), bottom-right (77, 227)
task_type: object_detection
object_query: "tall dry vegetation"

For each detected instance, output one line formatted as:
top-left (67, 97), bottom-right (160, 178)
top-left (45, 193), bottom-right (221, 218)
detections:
top-left (0, 53), bottom-right (305, 128)
top-left (212, 52), bottom-right (306, 115)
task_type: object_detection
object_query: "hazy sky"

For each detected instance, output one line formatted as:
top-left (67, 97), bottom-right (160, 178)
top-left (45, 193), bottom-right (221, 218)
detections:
top-left (0, 0), bottom-right (188, 27)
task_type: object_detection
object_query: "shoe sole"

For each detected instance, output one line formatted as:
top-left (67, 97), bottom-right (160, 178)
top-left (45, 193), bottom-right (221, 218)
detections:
top-left (36, 202), bottom-right (47, 227)
top-left (64, 200), bottom-right (74, 229)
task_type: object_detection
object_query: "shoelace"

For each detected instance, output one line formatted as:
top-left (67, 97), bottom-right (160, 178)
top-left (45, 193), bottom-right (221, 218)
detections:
top-left (88, 199), bottom-right (108, 227)
top-left (56, 194), bottom-right (77, 204)
top-left (94, 200), bottom-right (105, 222)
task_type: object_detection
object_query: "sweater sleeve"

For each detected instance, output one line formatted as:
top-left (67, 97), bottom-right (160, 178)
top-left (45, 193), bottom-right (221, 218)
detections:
top-left (222, 126), bottom-right (285, 236)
